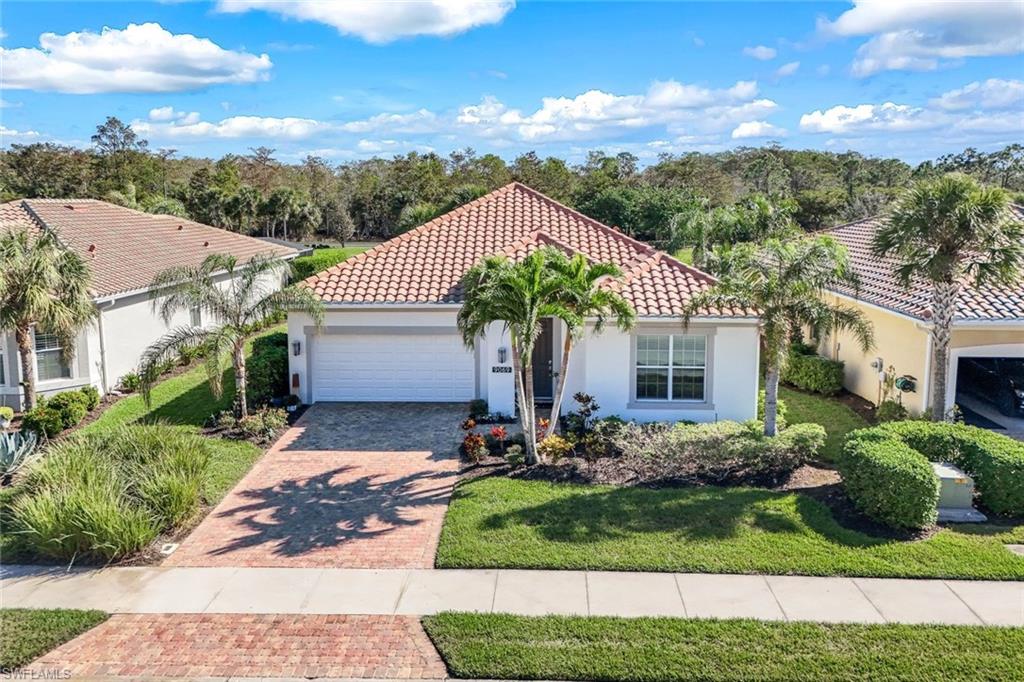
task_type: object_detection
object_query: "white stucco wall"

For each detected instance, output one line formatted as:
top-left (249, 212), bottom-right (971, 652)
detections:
top-left (291, 308), bottom-right (761, 424)
top-left (0, 268), bottom-right (289, 409)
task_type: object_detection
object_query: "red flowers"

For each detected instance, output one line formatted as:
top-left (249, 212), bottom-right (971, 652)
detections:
top-left (490, 426), bottom-right (507, 440)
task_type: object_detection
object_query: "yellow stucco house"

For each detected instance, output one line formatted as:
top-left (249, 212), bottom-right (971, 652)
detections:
top-left (821, 206), bottom-right (1024, 433)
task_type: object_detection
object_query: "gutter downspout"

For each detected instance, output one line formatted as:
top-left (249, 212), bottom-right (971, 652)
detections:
top-left (96, 300), bottom-right (116, 396)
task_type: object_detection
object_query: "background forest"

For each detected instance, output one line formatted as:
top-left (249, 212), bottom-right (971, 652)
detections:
top-left (3, 116), bottom-right (1022, 252)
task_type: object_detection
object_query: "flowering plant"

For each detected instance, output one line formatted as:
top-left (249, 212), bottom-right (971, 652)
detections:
top-left (461, 418), bottom-right (476, 431)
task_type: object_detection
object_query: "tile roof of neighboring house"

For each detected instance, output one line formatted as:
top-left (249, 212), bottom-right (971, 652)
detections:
top-left (1, 199), bottom-right (297, 298)
top-left (304, 182), bottom-right (751, 318)
top-left (825, 204), bottom-right (1024, 322)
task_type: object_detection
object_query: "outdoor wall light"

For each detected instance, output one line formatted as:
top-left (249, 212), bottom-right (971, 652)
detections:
top-left (292, 340), bottom-right (301, 356)
top-left (498, 346), bottom-right (508, 363)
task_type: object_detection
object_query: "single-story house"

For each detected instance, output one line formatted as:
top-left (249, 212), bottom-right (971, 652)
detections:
top-left (821, 205), bottom-right (1024, 428)
top-left (288, 182), bottom-right (760, 423)
top-left (0, 199), bottom-right (297, 409)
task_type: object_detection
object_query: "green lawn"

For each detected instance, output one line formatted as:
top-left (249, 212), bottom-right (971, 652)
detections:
top-left (779, 385), bottom-right (869, 463)
top-left (436, 477), bottom-right (1024, 579)
top-left (672, 247), bottom-right (694, 264)
top-left (0, 608), bottom-right (108, 668)
top-left (424, 613), bottom-right (1024, 682)
top-left (291, 246), bottom-right (369, 279)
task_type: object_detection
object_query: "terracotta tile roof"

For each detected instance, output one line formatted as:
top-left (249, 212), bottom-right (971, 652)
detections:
top-left (826, 204), bottom-right (1024, 322)
top-left (1, 199), bottom-right (297, 298)
top-left (305, 182), bottom-right (751, 318)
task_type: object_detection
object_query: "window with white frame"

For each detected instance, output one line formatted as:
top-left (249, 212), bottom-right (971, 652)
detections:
top-left (635, 334), bottom-right (707, 402)
top-left (34, 330), bottom-right (71, 382)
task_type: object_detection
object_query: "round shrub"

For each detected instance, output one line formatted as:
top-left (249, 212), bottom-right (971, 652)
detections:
top-left (20, 406), bottom-right (64, 439)
top-left (79, 385), bottom-right (101, 411)
top-left (875, 421), bottom-right (1024, 517)
top-left (838, 429), bottom-right (939, 529)
top-left (45, 391), bottom-right (89, 429)
top-left (875, 400), bottom-right (909, 423)
top-left (782, 352), bottom-right (845, 396)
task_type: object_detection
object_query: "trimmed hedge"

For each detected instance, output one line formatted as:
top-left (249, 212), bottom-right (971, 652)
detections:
top-left (839, 422), bottom-right (1024, 529)
top-left (878, 421), bottom-right (1024, 517)
top-left (838, 429), bottom-right (940, 529)
top-left (782, 351), bottom-right (845, 396)
top-left (292, 248), bottom-right (356, 280)
top-left (246, 332), bottom-right (289, 406)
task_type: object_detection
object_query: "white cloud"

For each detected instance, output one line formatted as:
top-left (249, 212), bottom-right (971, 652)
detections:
top-left (0, 98), bottom-right (19, 108)
top-left (816, 65), bottom-right (831, 77)
top-left (1, 23), bottom-right (271, 94)
top-left (819, 1), bottom-right (1024, 77)
top-left (216, 0), bottom-right (515, 44)
top-left (133, 114), bottom-right (328, 140)
top-left (148, 106), bottom-right (201, 124)
top-left (930, 78), bottom-right (1024, 111)
top-left (774, 61), bottom-right (800, 78)
top-left (799, 103), bottom-right (936, 134)
top-left (802, 77), bottom-right (1024, 137)
top-left (340, 109), bottom-right (442, 134)
top-left (742, 45), bottom-right (776, 60)
top-left (1, 125), bottom-right (41, 141)
top-left (455, 80), bottom-right (768, 142)
top-left (731, 121), bottom-right (787, 139)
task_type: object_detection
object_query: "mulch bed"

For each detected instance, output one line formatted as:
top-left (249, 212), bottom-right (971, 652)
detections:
top-left (459, 452), bottom-right (944, 541)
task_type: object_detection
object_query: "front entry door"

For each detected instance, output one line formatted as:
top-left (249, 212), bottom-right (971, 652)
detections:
top-left (532, 318), bottom-right (554, 402)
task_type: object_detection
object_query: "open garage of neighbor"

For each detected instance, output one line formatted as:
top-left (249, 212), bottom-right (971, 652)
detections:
top-left (310, 330), bottom-right (476, 403)
top-left (953, 346), bottom-right (1024, 438)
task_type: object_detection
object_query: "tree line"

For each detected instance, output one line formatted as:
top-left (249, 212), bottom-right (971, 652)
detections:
top-left (2, 116), bottom-right (1021, 249)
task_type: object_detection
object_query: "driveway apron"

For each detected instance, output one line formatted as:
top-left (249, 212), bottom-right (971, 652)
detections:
top-left (164, 403), bottom-right (463, 569)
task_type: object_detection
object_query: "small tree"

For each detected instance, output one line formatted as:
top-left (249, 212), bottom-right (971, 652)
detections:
top-left (139, 254), bottom-right (324, 417)
top-left (547, 254), bottom-right (635, 434)
top-left (873, 174), bottom-right (1023, 421)
top-left (685, 236), bottom-right (874, 436)
top-left (0, 229), bottom-right (97, 410)
top-left (457, 249), bottom-right (575, 464)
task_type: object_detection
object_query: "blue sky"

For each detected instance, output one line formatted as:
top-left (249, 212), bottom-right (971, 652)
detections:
top-left (2, 1), bottom-right (1022, 164)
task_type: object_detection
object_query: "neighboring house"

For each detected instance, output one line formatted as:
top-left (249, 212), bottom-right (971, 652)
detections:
top-left (821, 205), bottom-right (1024, 424)
top-left (288, 183), bottom-right (760, 423)
top-left (0, 199), bottom-right (297, 409)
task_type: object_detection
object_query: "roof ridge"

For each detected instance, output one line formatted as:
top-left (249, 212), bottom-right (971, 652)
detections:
top-left (508, 182), bottom-right (659, 257)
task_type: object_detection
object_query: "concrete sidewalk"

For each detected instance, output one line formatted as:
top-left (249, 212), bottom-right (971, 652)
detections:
top-left (3, 565), bottom-right (1021, 626)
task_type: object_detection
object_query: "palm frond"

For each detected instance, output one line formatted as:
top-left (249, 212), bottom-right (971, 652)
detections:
top-left (138, 326), bottom-right (215, 407)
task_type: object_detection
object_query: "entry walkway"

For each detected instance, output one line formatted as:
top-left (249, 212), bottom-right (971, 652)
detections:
top-left (3, 565), bottom-right (1021, 626)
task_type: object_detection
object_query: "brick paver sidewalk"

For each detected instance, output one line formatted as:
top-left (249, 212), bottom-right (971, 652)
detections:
top-left (29, 614), bottom-right (447, 679)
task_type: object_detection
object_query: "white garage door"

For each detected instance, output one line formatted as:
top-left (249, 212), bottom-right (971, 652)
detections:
top-left (311, 332), bottom-right (475, 402)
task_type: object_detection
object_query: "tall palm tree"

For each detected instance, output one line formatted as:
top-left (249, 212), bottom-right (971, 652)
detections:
top-left (457, 248), bottom-right (576, 464)
top-left (0, 229), bottom-right (97, 410)
top-left (139, 253), bottom-right (324, 417)
top-left (685, 236), bottom-right (874, 436)
top-left (873, 174), bottom-right (1023, 421)
top-left (547, 254), bottom-right (635, 434)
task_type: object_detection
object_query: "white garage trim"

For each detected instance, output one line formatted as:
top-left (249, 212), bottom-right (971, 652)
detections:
top-left (946, 343), bottom-right (1024, 412)
top-left (307, 328), bottom-right (477, 403)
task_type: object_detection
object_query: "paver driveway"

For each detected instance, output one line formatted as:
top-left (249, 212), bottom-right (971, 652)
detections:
top-left (165, 403), bottom-right (463, 569)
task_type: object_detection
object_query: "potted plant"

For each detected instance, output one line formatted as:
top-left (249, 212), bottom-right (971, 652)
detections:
top-left (285, 394), bottom-right (302, 413)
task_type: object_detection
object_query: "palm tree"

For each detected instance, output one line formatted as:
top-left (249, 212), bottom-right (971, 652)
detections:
top-left (873, 174), bottom-right (1023, 421)
top-left (685, 236), bottom-right (874, 436)
top-left (0, 229), bottom-right (97, 410)
top-left (139, 253), bottom-right (324, 417)
top-left (547, 254), bottom-right (635, 434)
top-left (457, 248), bottom-right (576, 464)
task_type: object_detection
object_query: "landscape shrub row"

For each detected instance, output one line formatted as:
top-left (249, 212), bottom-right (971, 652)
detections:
top-left (610, 419), bottom-right (825, 485)
top-left (10, 424), bottom-right (213, 562)
top-left (246, 332), bottom-right (289, 407)
top-left (838, 429), bottom-right (939, 529)
top-left (781, 348), bottom-right (845, 396)
top-left (291, 248), bottom-right (354, 280)
top-left (20, 386), bottom-right (101, 439)
top-left (877, 421), bottom-right (1024, 517)
top-left (838, 422), bottom-right (1024, 529)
